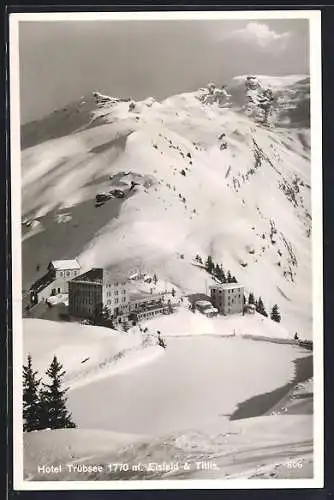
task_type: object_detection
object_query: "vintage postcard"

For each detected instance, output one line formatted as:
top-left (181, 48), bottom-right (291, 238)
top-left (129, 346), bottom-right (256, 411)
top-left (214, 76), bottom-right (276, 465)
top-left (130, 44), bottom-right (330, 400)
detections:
top-left (9, 10), bottom-right (323, 490)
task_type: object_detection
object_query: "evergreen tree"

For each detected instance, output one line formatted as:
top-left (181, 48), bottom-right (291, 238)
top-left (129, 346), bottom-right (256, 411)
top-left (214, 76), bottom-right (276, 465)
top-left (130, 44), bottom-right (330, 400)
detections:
top-left (214, 263), bottom-right (221, 278)
top-left (248, 292), bottom-right (255, 305)
top-left (226, 270), bottom-right (232, 283)
top-left (153, 274), bottom-right (158, 285)
top-left (40, 356), bottom-right (76, 430)
top-left (220, 266), bottom-right (226, 283)
top-left (256, 297), bottom-right (268, 317)
top-left (205, 255), bottom-right (214, 274)
top-left (270, 304), bottom-right (281, 323)
top-left (231, 276), bottom-right (237, 283)
top-left (23, 354), bottom-right (42, 432)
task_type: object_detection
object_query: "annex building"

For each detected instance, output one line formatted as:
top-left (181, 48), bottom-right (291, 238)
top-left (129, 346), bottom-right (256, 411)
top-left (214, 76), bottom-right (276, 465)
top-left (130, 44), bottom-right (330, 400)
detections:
top-left (210, 283), bottom-right (244, 315)
top-left (29, 259), bottom-right (81, 305)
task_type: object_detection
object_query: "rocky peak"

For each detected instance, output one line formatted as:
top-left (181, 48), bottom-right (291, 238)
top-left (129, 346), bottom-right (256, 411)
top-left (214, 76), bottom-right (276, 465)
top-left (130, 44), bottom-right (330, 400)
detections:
top-left (197, 82), bottom-right (231, 108)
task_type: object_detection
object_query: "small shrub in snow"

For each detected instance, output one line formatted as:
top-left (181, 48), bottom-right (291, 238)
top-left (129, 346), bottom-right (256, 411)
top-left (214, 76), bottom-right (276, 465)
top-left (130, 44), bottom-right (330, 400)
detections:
top-left (180, 169), bottom-right (186, 176)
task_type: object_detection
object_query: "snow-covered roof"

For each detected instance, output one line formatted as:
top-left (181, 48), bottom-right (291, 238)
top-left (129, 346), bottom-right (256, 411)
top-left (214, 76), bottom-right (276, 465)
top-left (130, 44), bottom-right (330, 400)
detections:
top-left (50, 259), bottom-right (80, 271)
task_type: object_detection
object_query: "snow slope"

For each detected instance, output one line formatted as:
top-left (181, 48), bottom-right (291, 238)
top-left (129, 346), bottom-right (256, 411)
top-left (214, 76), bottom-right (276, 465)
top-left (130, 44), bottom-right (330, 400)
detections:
top-left (23, 318), bottom-right (311, 438)
top-left (23, 318), bottom-right (162, 389)
top-left (21, 75), bottom-right (312, 338)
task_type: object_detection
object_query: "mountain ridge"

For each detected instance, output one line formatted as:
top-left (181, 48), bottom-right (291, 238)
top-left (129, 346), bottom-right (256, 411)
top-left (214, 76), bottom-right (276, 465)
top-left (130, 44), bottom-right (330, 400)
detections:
top-left (21, 74), bottom-right (312, 338)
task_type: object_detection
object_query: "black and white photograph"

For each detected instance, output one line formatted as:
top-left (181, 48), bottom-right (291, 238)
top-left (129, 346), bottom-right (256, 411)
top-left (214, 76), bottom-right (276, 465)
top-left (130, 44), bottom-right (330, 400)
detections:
top-left (10, 10), bottom-right (323, 489)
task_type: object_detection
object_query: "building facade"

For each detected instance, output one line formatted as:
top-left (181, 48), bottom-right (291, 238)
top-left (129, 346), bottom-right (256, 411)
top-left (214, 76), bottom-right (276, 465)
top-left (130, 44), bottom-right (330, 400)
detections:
top-left (68, 268), bottom-right (129, 320)
top-left (210, 283), bottom-right (244, 315)
top-left (30, 259), bottom-right (81, 305)
top-left (128, 292), bottom-right (169, 321)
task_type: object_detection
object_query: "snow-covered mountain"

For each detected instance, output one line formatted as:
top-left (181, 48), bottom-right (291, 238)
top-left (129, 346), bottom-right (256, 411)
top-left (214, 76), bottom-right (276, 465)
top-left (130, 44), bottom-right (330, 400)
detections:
top-left (21, 74), bottom-right (312, 338)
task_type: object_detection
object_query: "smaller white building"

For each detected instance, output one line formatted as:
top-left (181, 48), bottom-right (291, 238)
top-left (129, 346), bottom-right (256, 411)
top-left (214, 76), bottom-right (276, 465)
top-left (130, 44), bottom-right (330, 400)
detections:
top-left (30, 259), bottom-right (81, 305)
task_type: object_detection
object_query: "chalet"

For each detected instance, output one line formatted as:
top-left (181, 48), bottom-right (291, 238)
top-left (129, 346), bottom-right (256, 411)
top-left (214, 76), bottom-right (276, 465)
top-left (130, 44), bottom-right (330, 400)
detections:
top-left (29, 259), bottom-right (81, 305)
top-left (210, 283), bottom-right (244, 316)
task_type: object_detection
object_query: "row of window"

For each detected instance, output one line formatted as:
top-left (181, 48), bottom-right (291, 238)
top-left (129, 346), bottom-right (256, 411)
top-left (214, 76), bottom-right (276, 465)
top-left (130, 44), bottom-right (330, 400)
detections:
top-left (72, 298), bottom-right (96, 306)
top-left (106, 297), bottom-right (127, 305)
top-left (59, 270), bottom-right (78, 277)
top-left (106, 290), bottom-right (126, 297)
top-left (212, 288), bottom-right (242, 295)
top-left (106, 282), bottom-right (127, 288)
top-left (138, 308), bottom-right (164, 319)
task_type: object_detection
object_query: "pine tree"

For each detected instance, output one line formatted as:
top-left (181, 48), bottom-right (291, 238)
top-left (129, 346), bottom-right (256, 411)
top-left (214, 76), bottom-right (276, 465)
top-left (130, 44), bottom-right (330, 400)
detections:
top-left (226, 270), bottom-right (232, 283)
top-left (231, 276), bottom-right (237, 283)
top-left (256, 297), bottom-right (268, 317)
top-left (205, 255), bottom-right (214, 274)
top-left (40, 356), bottom-right (76, 430)
top-left (23, 354), bottom-right (42, 432)
top-left (214, 263), bottom-right (221, 278)
top-left (220, 265), bottom-right (226, 283)
top-left (248, 292), bottom-right (255, 305)
top-left (153, 274), bottom-right (158, 285)
top-left (270, 304), bottom-right (281, 323)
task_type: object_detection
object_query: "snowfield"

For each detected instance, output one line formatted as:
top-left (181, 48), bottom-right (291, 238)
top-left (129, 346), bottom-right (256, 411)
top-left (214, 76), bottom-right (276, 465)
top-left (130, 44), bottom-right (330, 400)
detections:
top-left (24, 317), bottom-right (311, 437)
top-left (22, 75), bottom-right (313, 339)
top-left (20, 75), bottom-right (315, 483)
top-left (23, 317), bottom-right (313, 482)
top-left (24, 412), bottom-right (312, 481)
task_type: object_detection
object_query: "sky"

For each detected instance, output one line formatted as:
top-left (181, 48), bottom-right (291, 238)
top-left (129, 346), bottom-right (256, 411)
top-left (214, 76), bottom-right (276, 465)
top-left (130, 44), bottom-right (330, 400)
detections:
top-left (18, 18), bottom-right (309, 124)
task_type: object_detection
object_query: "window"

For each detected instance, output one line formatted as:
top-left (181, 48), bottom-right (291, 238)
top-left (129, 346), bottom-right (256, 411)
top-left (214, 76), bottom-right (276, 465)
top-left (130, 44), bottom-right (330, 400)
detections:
top-left (60, 271), bottom-right (63, 277)
top-left (74, 271), bottom-right (77, 276)
top-left (107, 300), bottom-right (111, 305)
top-left (122, 297), bottom-right (126, 302)
top-left (122, 289), bottom-right (126, 294)
top-left (57, 288), bottom-right (61, 293)
top-left (115, 290), bottom-right (119, 296)
top-left (107, 291), bottom-right (111, 297)
top-left (115, 298), bottom-right (119, 304)
top-left (115, 282), bottom-right (119, 287)
top-left (66, 271), bottom-right (70, 277)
